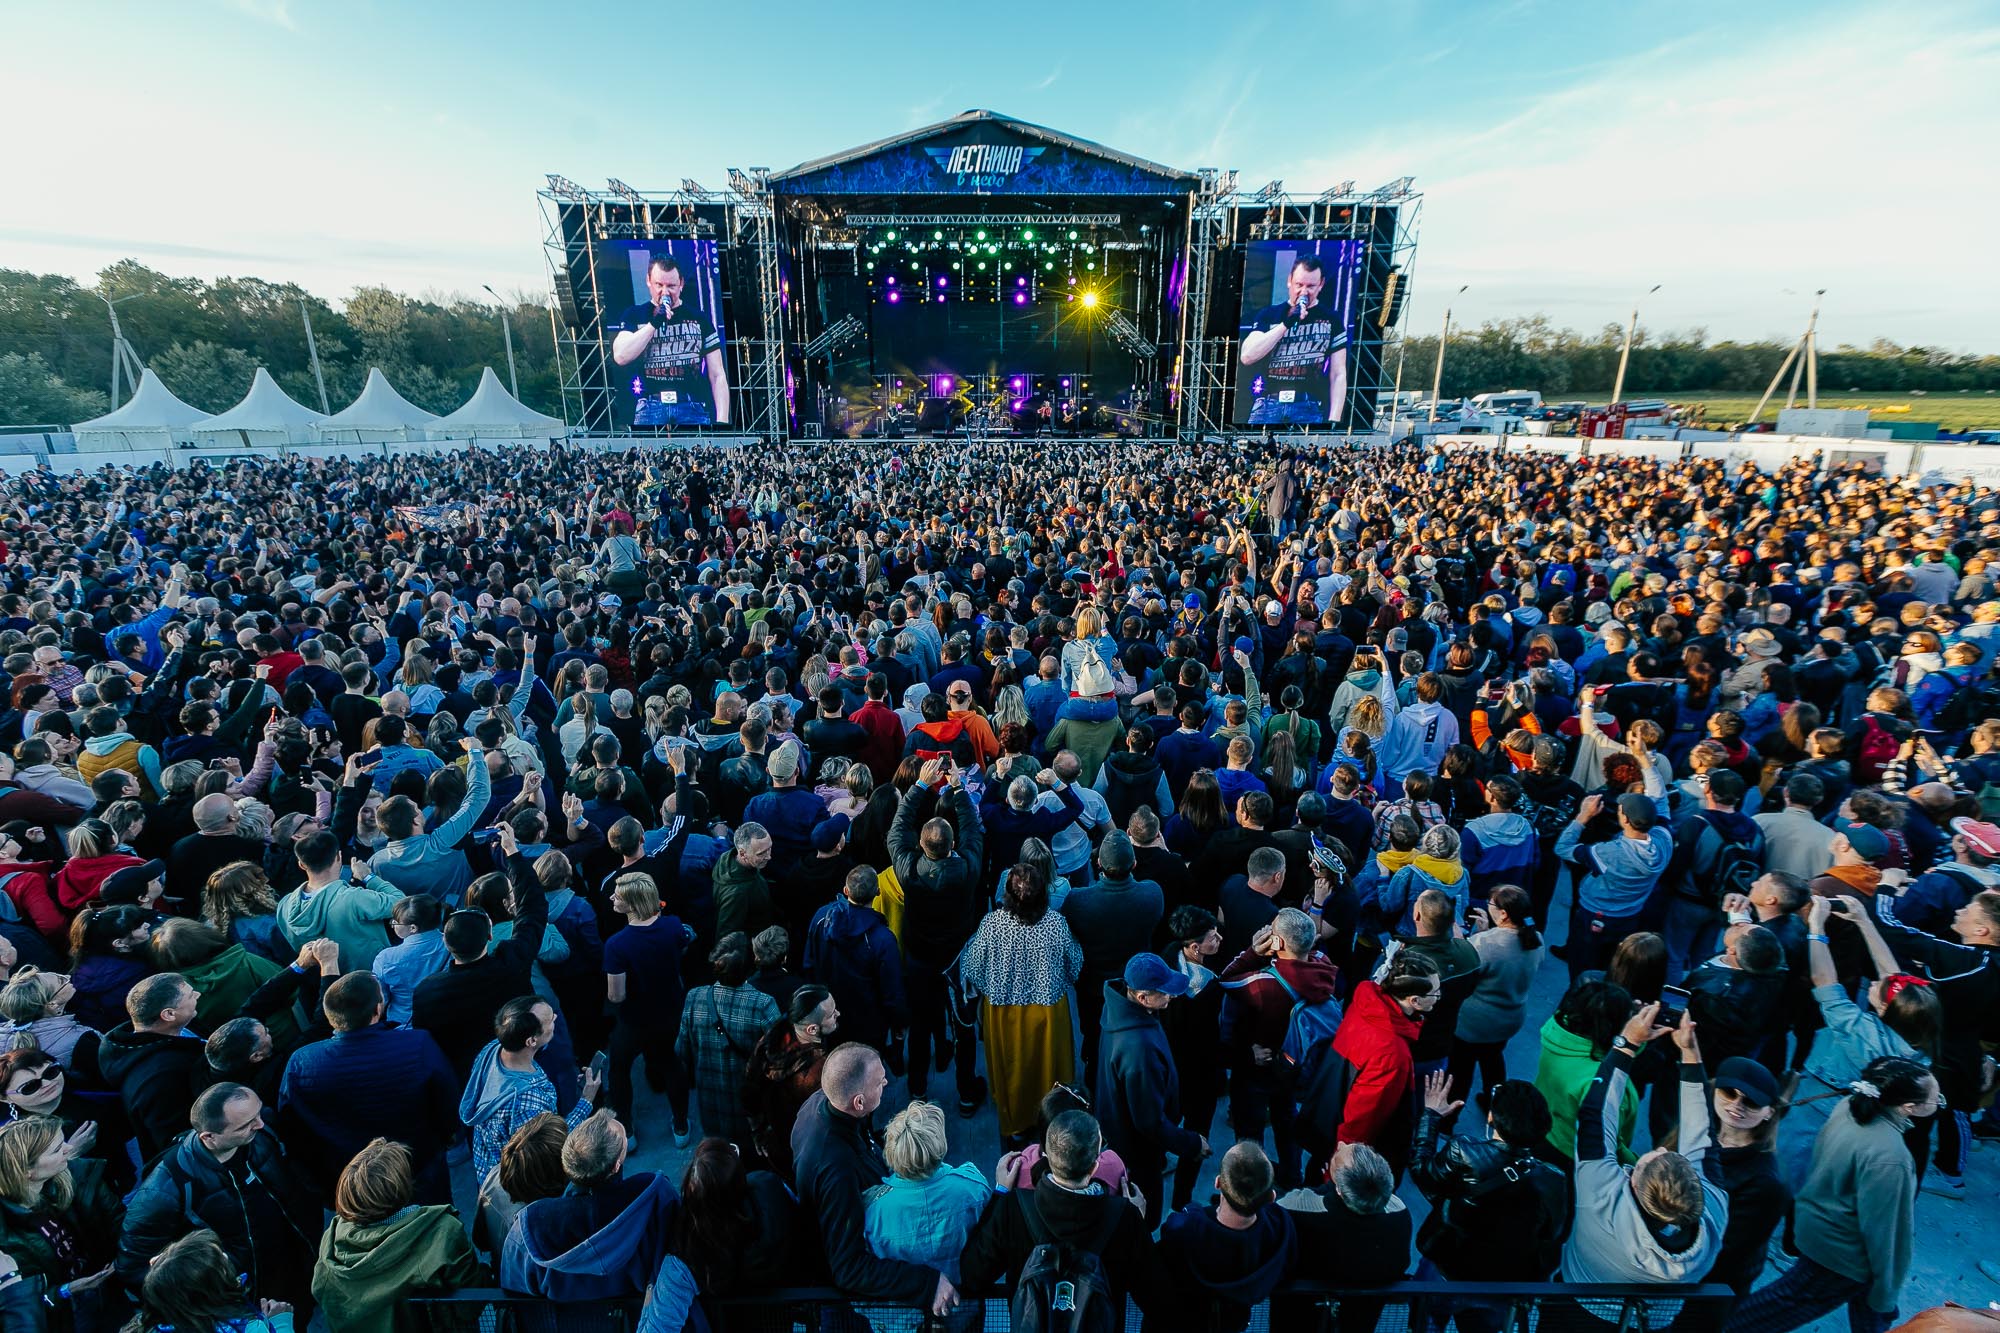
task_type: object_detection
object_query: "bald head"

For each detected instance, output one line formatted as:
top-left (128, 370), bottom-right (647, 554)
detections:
top-left (193, 793), bottom-right (239, 833)
top-left (821, 1042), bottom-right (887, 1119)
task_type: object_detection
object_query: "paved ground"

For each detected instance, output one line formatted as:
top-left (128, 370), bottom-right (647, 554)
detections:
top-left (615, 867), bottom-right (2000, 1324)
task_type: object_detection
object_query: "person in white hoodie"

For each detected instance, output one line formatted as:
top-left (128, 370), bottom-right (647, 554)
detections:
top-left (1, 741), bottom-right (92, 810)
top-left (1562, 1002), bottom-right (1728, 1298)
top-left (1385, 674), bottom-right (1460, 786)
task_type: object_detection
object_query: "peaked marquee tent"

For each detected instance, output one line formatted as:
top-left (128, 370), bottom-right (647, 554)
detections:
top-left (316, 367), bottom-right (440, 442)
top-left (189, 368), bottom-right (324, 446)
top-left (433, 367), bottom-right (566, 439)
top-left (70, 369), bottom-right (209, 449)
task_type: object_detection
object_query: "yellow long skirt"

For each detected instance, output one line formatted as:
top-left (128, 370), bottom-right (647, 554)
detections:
top-left (983, 996), bottom-right (1075, 1137)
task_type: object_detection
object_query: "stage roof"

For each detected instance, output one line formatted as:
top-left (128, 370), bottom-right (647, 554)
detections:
top-left (768, 109), bottom-right (1198, 197)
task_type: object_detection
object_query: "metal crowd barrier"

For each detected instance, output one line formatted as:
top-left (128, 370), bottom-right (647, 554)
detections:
top-left (405, 1280), bottom-right (1737, 1333)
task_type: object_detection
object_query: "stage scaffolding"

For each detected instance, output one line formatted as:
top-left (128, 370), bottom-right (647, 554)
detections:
top-left (541, 168), bottom-right (1418, 444)
top-left (1174, 177), bottom-right (1422, 443)
top-left (538, 174), bottom-right (789, 439)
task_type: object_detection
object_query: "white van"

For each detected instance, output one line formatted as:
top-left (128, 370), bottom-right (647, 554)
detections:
top-left (1470, 389), bottom-right (1543, 414)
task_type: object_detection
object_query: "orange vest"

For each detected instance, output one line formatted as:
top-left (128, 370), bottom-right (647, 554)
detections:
top-left (77, 738), bottom-right (158, 800)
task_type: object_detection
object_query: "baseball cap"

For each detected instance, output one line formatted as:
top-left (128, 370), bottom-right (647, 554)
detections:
top-left (810, 814), bottom-right (851, 853)
top-left (600, 594), bottom-right (622, 609)
top-left (1232, 636), bottom-right (1255, 657)
top-left (1832, 816), bottom-right (1890, 862)
top-left (99, 859), bottom-right (166, 905)
top-left (1714, 1057), bottom-right (1780, 1109)
top-left (1950, 817), bottom-right (2000, 858)
top-left (1122, 952), bottom-right (1189, 997)
top-left (1264, 599), bottom-right (1284, 617)
top-left (766, 741), bottom-right (801, 782)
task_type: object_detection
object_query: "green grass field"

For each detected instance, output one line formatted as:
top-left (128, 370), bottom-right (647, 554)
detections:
top-left (1571, 390), bottom-right (2000, 431)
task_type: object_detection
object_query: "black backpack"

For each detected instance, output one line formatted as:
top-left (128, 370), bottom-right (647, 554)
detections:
top-left (1011, 1189), bottom-right (1126, 1333)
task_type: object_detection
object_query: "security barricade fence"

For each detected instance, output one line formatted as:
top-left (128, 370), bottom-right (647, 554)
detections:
top-left (404, 1280), bottom-right (1738, 1333)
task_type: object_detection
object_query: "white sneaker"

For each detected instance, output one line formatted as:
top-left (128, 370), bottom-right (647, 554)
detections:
top-left (673, 1123), bottom-right (692, 1148)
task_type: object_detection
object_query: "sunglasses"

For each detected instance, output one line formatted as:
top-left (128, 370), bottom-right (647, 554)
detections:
top-left (8, 1071), bottom-right (61, 1099)
top-left (1051, 1081), bottom-right (1091, 1110)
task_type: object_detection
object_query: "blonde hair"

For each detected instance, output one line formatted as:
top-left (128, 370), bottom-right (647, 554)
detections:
top-left (1632, 1151), bottom-right (1705, 1230)
top-left (990, 684), bottom-right (1030, 730)
top-left (1349, 695), bottom-right (1389, 741)
top-left (0, 969), bottom-right (65, 1025)
top-left (1075, 606), bottom-right (1103, 641)
top-left (0, 1116), bottom-right (70, 1210)
top-left (882, 1099), bottom-right (948, 1180)
top-left (613, 872), bottom-right (660, 918)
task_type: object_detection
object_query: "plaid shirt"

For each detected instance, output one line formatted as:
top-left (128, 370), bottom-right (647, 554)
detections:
top-left (676, 980), bottom-right (780, 1143)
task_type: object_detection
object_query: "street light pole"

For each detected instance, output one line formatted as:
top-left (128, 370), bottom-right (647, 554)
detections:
top-left (1611, 284), bottom-right (1662, 406)
top-left (1427, 285), bottom-right (1468, 424)
top-left (483, 285), bottom-right (520, 398)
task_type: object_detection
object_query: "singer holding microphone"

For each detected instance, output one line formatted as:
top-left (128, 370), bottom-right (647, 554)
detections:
top-left (1238, 253), bottom-right (1347, 426)
top-left (611, 254), bottom-right (731, 427)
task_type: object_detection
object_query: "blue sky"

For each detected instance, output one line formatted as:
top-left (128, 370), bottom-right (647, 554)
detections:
top-left (4, 0), bottom-right (1997, 349)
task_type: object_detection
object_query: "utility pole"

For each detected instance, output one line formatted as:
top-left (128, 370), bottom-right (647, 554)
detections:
top-left (484, 285), bottom-right (520, 398)
top-left (1610, 284), bottom-right (1662, 406)
top-left (299, 299), bottom-right (331, 413)
top-left (1751, 289), bottom-right (1826, 427)
top-left (98, 295), bottom-right (143, 408)
top-left (1427, 285), bottom-right (1468, 424)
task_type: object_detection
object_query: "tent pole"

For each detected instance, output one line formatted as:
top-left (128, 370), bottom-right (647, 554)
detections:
top-left (300, 301), bottom-right (331, 413)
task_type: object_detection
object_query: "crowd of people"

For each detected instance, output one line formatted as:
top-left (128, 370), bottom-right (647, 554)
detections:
top-left (0, 434), bottom-right (1990, 1332)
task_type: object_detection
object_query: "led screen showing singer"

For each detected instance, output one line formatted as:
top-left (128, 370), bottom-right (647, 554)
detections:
top-left (1232, 238), bottom-right (1363, 427)
top-left (603, 240), bottom-right (731, 428)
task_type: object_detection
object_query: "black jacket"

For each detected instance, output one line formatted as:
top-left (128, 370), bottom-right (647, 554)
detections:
top-left (1099, 750), bottom-right (1168, 830)
top-left (1094, 982), bottom-right (1202, 1167)
top-left (959, 1164), bottom-right (1171, 1313)
top-left (888, 782), bottom-right (984, 945)
top-left (116, 1128), bottom-right (323, 1304)
top-left (1134, 844), bottom-right (1200, 919)
top-left (411, 847), bottom-right (547, 1084)
top-left (1408, 1107), bottom-right (1570, 1280)
top-left (95, 1024), bottom-right (210, 1161)
top-left (788, 1092), bottom-right (935, 1301)
top-left (1710, 1143), bottom-right (1788, 1295)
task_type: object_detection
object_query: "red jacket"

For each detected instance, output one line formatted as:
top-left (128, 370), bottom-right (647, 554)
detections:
top-left (850, 700), bottom-right (905, 785)
top-left (1330, 979), bottom-right (1422, 1156)
top-left (55, 852), bottom-right (146, 911)
top-left (0, 860), bottom-right (64, 939)
top-left (258, 650), bottom-right (305, 689)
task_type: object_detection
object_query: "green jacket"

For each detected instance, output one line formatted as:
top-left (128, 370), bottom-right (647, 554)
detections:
top-left (0, 1157), bottom-right (123, 1287)
top-left (1044, 716), bottom-right (1124, 787)
top-left (312, 1203), bottom-right (489, 1333)
top-left (182, 944), bottom-right (299, 1045)
top-left (277, 876), bottom-right (403, 974)
top-left (1532, 1014), bottom-right (1639, 1164)
top-left (712, 850), bottom-right (775, 942)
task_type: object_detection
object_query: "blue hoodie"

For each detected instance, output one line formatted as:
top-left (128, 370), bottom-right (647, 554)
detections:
top-left (1460, 812), bottom-right (1540, 909)
top-left (1556, 821), bottom-right (1675, 918)
top-left (500, 1172), bottom-right (680, 1301)
top-left (459, 1037), bottom-right (590, 1183)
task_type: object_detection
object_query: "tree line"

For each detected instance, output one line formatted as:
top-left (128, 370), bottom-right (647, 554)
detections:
top-left (1391, 314), bottom-right (2000, 401)
top-left (0, 262), bottom-right (560, 428)
top-left (4, 263), bottom-right (1998, 429)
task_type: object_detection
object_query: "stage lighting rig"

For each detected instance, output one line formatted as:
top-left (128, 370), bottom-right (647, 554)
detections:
top-left (1256, 179), bottom-right (1284, 201)
top-left (545, 174), bottom-right (589, 201)
top-left (802, 314), bottom-right (866, 358)
top-left (1102, 308), bottom-right (1157, 358)
top-left (606, 179), bottom-right (646, 206)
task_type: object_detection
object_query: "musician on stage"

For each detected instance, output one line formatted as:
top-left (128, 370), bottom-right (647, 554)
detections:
top-left (1238, 254), bottom-right (1347, 425)
top-left (610, 255), bottom-right (731, 427)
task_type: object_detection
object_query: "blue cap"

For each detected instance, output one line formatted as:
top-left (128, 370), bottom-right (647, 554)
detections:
top-left (1232, 636), bottom-right (1255, 656)
top-left (1122, 952), bottom-right (1189, 997)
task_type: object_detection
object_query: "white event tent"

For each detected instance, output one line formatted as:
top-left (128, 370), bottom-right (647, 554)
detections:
top-left (188, 368), bottom-right (324, 446)
top-left (316, 368), bottom-right (440, 443)
top-left (432, 367), bottom-right (567, 440)
top-left (70, 370), bottom-right (209, 450)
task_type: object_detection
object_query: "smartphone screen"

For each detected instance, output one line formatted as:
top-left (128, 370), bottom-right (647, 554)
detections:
top-left (1657, 984), bottom-right (1692, 1029)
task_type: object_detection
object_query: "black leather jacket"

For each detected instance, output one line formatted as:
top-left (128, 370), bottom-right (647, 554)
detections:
top-left (1408, 1108), bottom-right (1570, 1281)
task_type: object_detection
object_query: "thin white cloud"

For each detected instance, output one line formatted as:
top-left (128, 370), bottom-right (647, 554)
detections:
top-left (1033, 66), bottom-right (1062, 91)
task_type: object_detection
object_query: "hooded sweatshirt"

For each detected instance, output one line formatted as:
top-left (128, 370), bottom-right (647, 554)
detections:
top-left (1459, 812), bottom-right (1539, 908)
top-left (1216, 949), bottom-right (1341, 1059)
top-left (499, 1172), bottom-right (680, 1301)
top-left (1328, 670), bottom-right (1384, 738)
top-left (1561, 1047), bottom-right (1727, 1287)
top-left (458, 1038), bottom-right (592, 1183)
top-left (312, 1204), bottom-right (489, 1333)
top-left (1554, 821), bottom-right (1674, 918)
top-left (181, 943), bottom-right (298, 1044)
top-left (1157, 1202), bottom-right (1298, 1330)
top-left (1329, 980), bottom-right (1422, 1166)
top-left (79, 731), bottom-right (162, 799)
top-left (276, 874), bottom-right (403, 972)
top-left (1375, 854), bottom-right (1469, 935)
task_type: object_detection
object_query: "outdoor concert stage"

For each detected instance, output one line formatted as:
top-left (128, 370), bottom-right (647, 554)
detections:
top-left (540, 111), bottom-right (1418, 445)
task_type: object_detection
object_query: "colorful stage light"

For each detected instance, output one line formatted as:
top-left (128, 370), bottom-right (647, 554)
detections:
top-left (1023, 228), bottom-right (1035, 240)
top-left (886, 275), bottom-right (896, 284)
top-left (1010, 377), bottom-right (1024, 390)
top-left (976, 230), bottom-right (987, 241)
top-left (1016, 276), bottom-right (1027, 286)
top-left (1014, 293), bottom-right (1027, 305)
top-left (1081, 291), bottom-right (1099, 307)
top-left (886, 230), bottom-right (897, 241)
top-left (937, 276), bottom-right (949, 287)
top-left (1068, 230), bottom-right (1078, 240)
top-left (886, 291), bottom-right (901, 303)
